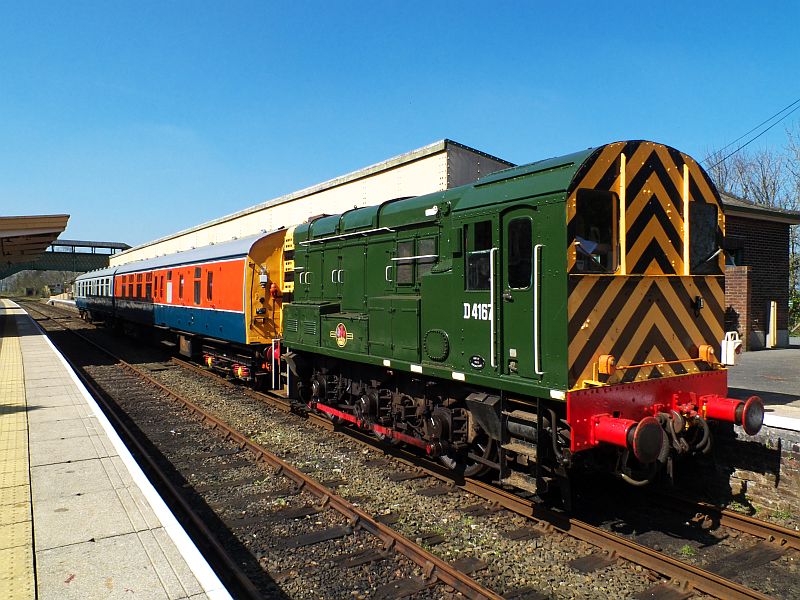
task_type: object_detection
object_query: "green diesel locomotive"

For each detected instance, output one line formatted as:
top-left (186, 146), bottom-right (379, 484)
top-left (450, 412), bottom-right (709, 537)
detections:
top-left (282, 140), bottom-right (763, 496)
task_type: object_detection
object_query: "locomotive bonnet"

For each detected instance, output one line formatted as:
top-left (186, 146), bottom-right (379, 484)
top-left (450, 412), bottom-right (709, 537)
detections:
top-left (283, 140), bottom-right (764, 493)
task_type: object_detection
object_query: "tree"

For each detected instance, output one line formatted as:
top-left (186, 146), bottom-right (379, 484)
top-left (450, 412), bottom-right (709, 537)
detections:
top-left (706, 125), bottom-right (800, 335)
top-left (787, 125), bottom-right (800, 333)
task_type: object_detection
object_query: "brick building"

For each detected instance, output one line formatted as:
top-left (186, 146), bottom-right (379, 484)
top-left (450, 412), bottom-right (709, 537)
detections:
top-left (722, 193), bottom-right (800, 349)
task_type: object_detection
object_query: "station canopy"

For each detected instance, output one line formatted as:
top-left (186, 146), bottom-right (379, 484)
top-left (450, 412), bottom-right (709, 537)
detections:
top-left (0, 214), bottom-right (70, 269)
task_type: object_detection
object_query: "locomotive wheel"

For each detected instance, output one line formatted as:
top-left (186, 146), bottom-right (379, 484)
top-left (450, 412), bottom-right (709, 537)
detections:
top-left (440, 434), bottom-right (496, 478)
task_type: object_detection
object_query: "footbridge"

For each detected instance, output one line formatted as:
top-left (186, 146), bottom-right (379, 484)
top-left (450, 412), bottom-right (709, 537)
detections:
top-left (1, 238), bottom-right (130, 280)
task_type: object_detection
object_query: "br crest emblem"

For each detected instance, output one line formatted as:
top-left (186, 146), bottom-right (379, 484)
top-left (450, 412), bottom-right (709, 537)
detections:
top-left (330, 322), bottom-right (354, 348)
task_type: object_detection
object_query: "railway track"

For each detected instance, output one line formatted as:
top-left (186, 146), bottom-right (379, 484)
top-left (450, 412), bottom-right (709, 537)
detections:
top-left (173, 355), bottom-right (800, 599)
top-left (22, 300), bottom-right (501, 599)
top-left (168, 356), bottom-right (800, 600)
top-left (21, 299), bottom-right (800, 599)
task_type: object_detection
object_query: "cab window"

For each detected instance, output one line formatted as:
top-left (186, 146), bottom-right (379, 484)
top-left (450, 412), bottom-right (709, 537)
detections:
top-left (466, 221), bottom-right (492, 290)
top-left (417, 238), bottom-right (436, 279)
top-left (508, 217), bottom-right (532, 289)
top-left (396, 240), bottom-right (414, 285)
top-left (690, 202), bottom-right (721, 274)
top-left (574, 189), bottom-right (618, 273)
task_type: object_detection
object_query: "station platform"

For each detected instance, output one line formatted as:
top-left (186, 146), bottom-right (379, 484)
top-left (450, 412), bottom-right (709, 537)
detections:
top-left (728, 346), bottom-right (800, 435)
top-left (0, 299), bottom-right (230, 600)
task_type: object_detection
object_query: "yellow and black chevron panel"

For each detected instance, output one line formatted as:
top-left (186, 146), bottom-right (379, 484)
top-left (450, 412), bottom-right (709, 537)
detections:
top-left (566, 140), bottom-right (724, 276)
top-left (282, 225), bottom-right (296, 297)
top-left (567, 275), bottom-right (725, 388)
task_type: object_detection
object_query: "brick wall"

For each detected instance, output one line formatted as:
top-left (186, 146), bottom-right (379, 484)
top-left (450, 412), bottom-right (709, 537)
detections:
top-left (725, 216), bottom-right (790, 343)
top-left (724, 265), bottom-right (751, 349)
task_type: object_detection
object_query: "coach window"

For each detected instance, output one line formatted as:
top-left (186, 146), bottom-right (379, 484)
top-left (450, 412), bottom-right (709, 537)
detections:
top-left (396, 240), bottom-right (414, 285)
top-left (193, 269), bottom-right (201, 305)
top-left (690, 202), bottom-right (721, 274)
top-left (574, 189), bottom-right (618, 274)
top-left (206, 271), bottom-right (213, 300)
top-left (508, 217), bottom-right (533, 288)
top-left (466, 220), bottom-right (492, 290)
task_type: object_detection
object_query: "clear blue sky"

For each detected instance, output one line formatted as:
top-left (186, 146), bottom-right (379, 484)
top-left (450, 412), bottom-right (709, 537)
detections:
top-left (1, 2), bottom-right (798, 246)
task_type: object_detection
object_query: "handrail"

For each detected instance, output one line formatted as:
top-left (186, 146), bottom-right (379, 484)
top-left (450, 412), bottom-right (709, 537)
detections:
top-left (533, 244), bottom-right (544, 375)
top-left (390, 254), bottom-right (439, 262)
top-left (489, 247), bottom-right (498, 369)
top-left (298, 226), bottom-right (396, 245)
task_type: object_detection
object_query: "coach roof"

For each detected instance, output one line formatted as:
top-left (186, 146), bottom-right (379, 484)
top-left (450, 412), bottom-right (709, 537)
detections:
top-left (114, 231), bottom-right (277, 274)
top-left (74, 265), bottom-right (118, 282)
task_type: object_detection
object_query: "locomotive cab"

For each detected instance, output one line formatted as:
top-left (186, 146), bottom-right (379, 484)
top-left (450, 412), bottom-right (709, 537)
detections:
top-left (563, 141), bottom-right (763, 484)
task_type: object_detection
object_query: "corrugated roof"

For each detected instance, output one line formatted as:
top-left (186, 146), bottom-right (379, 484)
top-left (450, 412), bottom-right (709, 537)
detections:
top-left (0, 214), bottom-right (70, 266)
top-left (52, 239), bottom-right (131, 250)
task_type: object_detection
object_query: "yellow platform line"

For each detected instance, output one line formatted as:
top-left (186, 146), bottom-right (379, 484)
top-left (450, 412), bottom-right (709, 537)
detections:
top-left (0, 301), bottom-right (35, 599)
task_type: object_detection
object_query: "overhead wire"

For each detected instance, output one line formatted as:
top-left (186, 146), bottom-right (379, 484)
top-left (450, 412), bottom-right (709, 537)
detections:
top-left (705, 96), bottom-right (800, 159)
top-left (706, 98), bottom-right (800, 171)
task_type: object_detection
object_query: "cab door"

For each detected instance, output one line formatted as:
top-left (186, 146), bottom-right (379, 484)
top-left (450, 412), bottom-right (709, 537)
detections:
top-left (459, 217), bottom-right (500, 375)
top-left (305, 248), bottom-right (323, 300)
top-left (339, 241), bottom-right (365, 311)
top-left (500, 205), bottom-right (543, 378)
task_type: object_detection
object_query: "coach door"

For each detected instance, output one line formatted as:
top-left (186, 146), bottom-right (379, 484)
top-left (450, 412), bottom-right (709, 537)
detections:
top-left (500, 206), bottom-right (544, 379)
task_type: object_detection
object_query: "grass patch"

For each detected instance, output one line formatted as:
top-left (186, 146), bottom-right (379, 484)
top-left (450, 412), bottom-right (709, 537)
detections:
top-left (772, 508), bottom-right (792, 521)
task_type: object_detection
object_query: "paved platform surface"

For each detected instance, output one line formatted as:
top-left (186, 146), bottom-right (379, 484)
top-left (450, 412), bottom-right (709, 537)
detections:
top-left (0, 299), bottom-right (231, 600)
top-left (728, 344), bottom-right (800, 432)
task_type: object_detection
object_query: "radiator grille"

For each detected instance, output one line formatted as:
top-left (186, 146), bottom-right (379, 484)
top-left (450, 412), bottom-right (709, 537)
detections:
top-left (303, 321), bottom-right (317, 335)
top-left (286, 318), bottom-right (299, 333)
